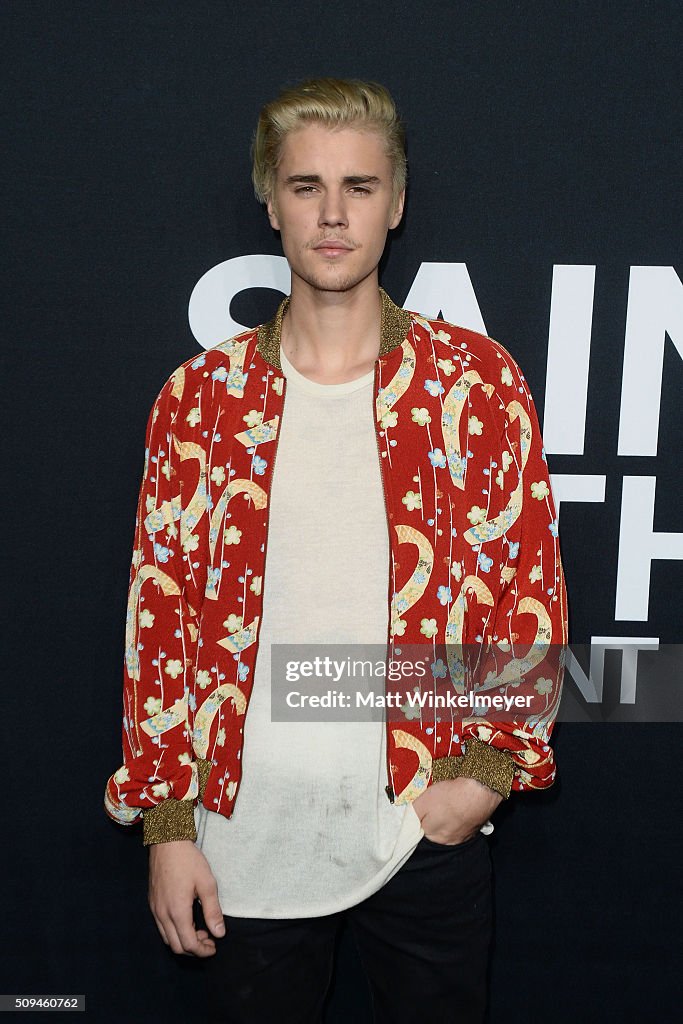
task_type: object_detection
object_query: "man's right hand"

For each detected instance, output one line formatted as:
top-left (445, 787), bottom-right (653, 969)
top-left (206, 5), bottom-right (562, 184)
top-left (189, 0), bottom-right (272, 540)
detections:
top-left (148, 840), bottom-right (225, 957)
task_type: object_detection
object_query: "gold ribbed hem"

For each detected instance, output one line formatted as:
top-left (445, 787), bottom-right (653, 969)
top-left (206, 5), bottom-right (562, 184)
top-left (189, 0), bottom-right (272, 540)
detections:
top-left (432, 738), bottom-right (516, 799)
top-left (256, 287), bottom-right (411, 370)
top-left (142, 798), bottom-right (197, 845)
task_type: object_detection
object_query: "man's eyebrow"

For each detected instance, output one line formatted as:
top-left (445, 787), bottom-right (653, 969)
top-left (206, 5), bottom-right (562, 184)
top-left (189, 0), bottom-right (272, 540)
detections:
top-left (284, 174), bottom-right (322, 184)
top-left (283, 174), bottom-right (381, 185)
top-left (343, 175), bottom-right (380, 185)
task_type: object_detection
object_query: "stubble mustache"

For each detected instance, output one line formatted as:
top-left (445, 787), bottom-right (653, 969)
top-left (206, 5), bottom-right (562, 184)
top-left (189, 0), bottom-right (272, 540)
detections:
top-left (305, 235), bottom-right (362, 250)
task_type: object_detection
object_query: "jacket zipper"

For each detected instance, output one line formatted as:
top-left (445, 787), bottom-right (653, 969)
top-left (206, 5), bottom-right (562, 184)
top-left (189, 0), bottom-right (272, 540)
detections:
top-left (373, 360), bottom-right (395, 804)
top-left (229, 374), bottom-right (287, 815)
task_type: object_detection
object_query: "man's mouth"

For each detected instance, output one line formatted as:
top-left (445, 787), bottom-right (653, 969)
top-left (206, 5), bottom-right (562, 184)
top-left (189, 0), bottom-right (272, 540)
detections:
top-left (312, 240), bottom-right (354, 253)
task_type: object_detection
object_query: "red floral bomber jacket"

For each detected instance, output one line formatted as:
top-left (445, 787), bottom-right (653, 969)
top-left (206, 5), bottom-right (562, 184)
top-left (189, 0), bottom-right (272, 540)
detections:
top-left (104, 288), bottom-right (569, 845)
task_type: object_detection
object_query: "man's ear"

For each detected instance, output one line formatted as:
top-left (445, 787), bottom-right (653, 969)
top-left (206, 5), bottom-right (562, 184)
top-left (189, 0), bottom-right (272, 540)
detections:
top-left (267, 195), bottom-right (280, 231)
top-left (389, 188), bottom-right (405, 230)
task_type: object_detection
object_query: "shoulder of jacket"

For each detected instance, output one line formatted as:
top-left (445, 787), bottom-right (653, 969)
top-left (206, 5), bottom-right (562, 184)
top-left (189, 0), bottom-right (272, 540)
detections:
top-left (406, 312), bottom-right (533, 440)
top-left (155, 327), bottom-right (259, 408)
top-left (407, 310), bottom-right (523, 371)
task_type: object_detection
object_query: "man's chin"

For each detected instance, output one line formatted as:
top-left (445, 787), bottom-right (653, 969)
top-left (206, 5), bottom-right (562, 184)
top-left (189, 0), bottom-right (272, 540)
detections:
top-left (293, 267), bottom-right (377, 295)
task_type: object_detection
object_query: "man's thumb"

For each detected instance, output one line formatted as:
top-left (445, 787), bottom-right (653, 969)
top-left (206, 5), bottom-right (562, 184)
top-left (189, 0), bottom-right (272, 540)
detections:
top-left (198, 890), bottom-right (226, 937)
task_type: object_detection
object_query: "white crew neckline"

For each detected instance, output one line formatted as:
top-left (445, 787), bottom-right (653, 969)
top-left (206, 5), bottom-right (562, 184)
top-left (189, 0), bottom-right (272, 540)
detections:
top-left (279, 344), bottom-right (375, 396)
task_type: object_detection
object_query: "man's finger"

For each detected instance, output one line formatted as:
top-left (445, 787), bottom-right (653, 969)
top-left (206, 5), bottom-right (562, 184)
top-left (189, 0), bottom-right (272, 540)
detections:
top-left (172, 902), bottom-right (207, 956)
top-left (161, 917), bottom-right (187, 957)
top-left (196, 886), bottom-right (226, 939)
top-left (193, 933), bottom-right (217, 957)
top-left (152, 912), bottom-right (170, 947)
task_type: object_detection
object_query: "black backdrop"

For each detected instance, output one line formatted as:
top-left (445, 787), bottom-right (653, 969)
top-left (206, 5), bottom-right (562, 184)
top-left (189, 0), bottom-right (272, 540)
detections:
top-left (4, 2), bottom-right (682, 1021)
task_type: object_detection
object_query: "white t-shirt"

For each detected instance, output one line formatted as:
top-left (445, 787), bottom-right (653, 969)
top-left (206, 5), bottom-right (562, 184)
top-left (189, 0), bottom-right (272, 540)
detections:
top-left (193, 343), bottom-right (424, 918)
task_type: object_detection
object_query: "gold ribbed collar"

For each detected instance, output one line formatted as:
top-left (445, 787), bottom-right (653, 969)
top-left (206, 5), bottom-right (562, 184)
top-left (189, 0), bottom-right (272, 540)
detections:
top-left (256, 287), bottom-right (411, 371)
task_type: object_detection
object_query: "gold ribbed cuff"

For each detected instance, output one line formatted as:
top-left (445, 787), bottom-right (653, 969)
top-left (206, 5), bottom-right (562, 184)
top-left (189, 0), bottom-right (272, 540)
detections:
top-left (432, 737), bottom-right (516, 799)
top-left (142, 798), bottom-right (197, 845)
top-left (141, 758), bottom-right (214, 845)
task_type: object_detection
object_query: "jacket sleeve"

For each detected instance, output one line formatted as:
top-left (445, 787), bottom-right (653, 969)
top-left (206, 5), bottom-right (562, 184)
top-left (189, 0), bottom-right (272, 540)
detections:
top-left (451, 341), bottom-right (569, 798)
top-left (104, 364), bottom-right (208, 844)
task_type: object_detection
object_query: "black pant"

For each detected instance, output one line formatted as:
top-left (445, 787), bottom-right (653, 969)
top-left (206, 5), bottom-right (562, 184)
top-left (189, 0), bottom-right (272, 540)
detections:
top-left (193, 831), bottom-right (493, 1024)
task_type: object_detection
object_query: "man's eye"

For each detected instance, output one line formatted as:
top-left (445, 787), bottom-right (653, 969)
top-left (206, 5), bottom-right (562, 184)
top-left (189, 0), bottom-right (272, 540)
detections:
top-left (295, 186), bottom-right (316, 194)
top-left (350, 187), bottom-right (371, 195)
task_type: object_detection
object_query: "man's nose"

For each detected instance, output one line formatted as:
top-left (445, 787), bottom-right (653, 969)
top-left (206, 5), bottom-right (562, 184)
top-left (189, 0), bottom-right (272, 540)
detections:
top-left (318, 190), bottom-right (348, 228)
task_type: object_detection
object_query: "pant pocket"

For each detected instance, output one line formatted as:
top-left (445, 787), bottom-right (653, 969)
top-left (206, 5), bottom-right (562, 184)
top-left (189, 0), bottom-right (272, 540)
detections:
top-left (419, 830), bottom-right (483, 852)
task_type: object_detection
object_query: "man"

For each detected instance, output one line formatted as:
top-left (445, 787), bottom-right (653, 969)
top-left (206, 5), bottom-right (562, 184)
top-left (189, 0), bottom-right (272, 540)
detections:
top-left (105, 78), bottom-right (568, 1023)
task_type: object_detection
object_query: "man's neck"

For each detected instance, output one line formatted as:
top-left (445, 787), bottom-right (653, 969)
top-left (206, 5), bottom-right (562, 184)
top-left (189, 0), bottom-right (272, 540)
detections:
top-left (280, 275), bottom-right (383, 385)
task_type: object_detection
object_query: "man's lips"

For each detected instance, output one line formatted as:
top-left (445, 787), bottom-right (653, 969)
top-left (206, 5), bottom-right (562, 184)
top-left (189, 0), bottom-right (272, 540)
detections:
top-left (312, 241), bottom-right (354, 252)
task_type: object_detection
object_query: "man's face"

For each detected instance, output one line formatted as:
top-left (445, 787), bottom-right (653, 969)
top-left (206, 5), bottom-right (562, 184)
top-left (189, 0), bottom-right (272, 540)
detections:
top-left (267, 123), bottom-right (404, 294)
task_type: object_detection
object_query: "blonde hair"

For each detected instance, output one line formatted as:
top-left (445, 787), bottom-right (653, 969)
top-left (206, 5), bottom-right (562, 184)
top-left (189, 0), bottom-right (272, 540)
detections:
top-left (251, 77), bottom-right (407, 208)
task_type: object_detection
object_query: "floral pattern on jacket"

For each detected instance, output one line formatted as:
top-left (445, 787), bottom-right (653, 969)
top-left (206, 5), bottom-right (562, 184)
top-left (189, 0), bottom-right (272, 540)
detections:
top-left (104, 290), bottom-right (568, 841)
